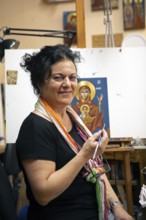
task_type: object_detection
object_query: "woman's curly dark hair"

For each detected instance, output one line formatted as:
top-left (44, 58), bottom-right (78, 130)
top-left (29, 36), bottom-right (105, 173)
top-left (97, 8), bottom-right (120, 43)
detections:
top-left (20, 44), bottom-right (80, 95)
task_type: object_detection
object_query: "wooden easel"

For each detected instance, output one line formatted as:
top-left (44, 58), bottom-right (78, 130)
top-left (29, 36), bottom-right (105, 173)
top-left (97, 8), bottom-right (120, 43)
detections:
top-left (75, 0), bottom-right (114, 48)
top-left (75, 0), bottom-right (86, 48)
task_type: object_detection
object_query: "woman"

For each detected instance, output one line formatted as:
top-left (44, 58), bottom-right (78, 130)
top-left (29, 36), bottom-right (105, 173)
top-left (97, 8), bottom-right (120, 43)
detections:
top-left (16, 44), bottom-right (133, 220)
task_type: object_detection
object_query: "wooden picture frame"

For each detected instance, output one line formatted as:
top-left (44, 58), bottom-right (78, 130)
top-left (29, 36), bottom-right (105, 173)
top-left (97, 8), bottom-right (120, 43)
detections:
top-left (123, 0), bottom-right (145, 30)
top-left (91, 0), bottom-right (119, 11)
top-left (92, 33), bottom-right (123, 48)
top-left (48, 0), bottom-right (74, 2)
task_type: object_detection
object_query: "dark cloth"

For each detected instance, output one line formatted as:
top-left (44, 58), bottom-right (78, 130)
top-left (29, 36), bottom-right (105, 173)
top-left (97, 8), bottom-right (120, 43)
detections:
top-left (0, 161), bottom-right (17, 220)
top-left (16, 113), bottom-right (98, 220)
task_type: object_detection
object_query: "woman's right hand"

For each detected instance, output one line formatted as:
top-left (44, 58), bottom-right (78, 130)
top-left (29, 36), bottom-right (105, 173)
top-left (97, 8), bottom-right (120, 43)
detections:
top-left (79, 129), bottom-right (109, 160)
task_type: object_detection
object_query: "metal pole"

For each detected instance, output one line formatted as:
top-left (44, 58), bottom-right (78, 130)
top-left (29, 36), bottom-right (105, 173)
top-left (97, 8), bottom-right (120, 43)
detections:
top-left (104, 0), bottom-right (115, 47)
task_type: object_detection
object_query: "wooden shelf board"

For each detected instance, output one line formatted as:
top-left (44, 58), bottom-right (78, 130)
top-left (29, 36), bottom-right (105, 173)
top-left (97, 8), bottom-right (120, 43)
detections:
top-left (109, 179), bottom-right (137, 186)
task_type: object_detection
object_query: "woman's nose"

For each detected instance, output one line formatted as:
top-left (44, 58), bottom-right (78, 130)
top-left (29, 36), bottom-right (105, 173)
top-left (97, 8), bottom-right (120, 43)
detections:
top-left (63, 77), bottom-right (71, 84)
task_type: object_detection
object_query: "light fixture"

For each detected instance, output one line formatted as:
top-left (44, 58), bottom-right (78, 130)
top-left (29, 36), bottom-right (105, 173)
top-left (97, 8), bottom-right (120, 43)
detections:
top-left (0, 37), bottom-right (20, 62)
top-left (0, 27), bottom-right (76, 62)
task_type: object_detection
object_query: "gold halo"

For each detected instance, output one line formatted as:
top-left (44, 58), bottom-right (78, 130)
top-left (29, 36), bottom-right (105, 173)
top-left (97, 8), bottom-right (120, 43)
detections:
top-left (75, 80), bottom-right (96, 100)
top-left (124, 0), bottom-right (132, 3)
top-left (134, 0), bottom-right (142, 2)
top-left (80, 104), bottom-right (90, 113)
top-left (67, 13), bottom-right (76, 23)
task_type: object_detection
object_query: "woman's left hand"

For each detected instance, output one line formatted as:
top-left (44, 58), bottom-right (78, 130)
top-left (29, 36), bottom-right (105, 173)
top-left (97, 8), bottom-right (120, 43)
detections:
top-left (113, 205), bottom-right (135, 220)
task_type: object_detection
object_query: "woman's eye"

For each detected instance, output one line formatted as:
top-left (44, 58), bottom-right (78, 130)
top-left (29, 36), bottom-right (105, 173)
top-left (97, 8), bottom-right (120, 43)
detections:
top-left (52, 75), bottom-right (77, 82)
top-left (53, 76), bottom-right (64, 81)
top-left (70, 76), bottom-right (77, 81)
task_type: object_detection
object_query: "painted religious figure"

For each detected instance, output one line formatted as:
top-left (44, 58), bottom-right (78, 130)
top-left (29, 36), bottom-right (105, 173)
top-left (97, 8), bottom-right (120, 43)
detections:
top-left (123, 0), bottom-right (145, 30)
top-left (63, 11), bottom-right (77, 45)
top-left (123, 0), bottom-right (135, 29)
top-left (71, 78), bottom-right (110, 135)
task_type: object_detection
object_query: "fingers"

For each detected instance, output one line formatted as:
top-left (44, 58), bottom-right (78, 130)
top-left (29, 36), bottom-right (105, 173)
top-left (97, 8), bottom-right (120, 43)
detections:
top-left (80, 129), bottom-right (109, 160)
top-left (92, 129), bottom-right (109, 156)
top-left (99, 129), bottom-right (109, 146)
top-left (92, 128), bottom-right (109, 145)
top-left (91, 130), bottom-right (102, 140)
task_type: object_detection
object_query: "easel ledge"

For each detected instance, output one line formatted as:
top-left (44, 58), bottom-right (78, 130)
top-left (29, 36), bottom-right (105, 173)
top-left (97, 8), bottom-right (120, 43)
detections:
top-left (106, 137), bottom-right (133, 148)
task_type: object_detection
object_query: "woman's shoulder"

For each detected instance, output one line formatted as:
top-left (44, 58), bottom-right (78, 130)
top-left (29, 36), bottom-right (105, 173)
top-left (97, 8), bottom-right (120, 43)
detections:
top-left (16, 112), bottom-right (58, 146)
top-left (18, 112), bottom-right (53, 135)
top-left (23, 112), bottom-right (51, 124)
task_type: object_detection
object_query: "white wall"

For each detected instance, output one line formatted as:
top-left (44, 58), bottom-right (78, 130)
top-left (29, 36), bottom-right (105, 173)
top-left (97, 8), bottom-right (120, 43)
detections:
top-left (5, 48), bottom-right (146, 143)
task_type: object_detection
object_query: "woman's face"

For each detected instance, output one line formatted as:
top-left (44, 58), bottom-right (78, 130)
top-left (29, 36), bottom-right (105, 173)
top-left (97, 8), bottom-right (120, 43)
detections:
top-left (39, 59), bottom-right (77, 108)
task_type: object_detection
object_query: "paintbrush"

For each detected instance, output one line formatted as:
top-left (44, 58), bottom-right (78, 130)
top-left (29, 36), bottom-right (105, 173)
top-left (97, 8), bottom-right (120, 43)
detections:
top-left (92, 123), bottom-right (105, 160)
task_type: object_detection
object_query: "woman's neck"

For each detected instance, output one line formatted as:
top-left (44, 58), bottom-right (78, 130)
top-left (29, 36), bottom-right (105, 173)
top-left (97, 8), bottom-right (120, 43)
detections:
top-left (40, 96), bottom-right (68, 118)
top-left (56, 109), bottom-right (73, 132)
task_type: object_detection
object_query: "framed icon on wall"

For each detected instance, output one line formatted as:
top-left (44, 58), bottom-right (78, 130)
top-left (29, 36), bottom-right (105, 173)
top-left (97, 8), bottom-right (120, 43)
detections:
top-left (91, 0), bottom-right (119, 11)
top-left (63, 11), bottom-right (77, 45)
top-left (123, 0), bottom-right (145, 30)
